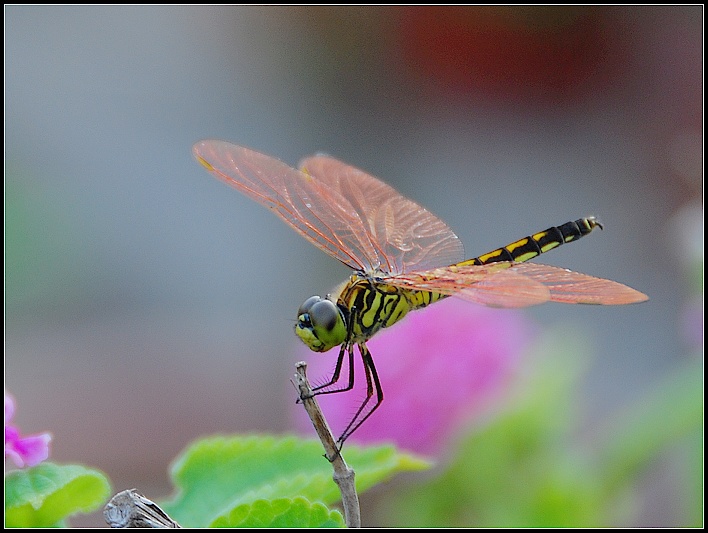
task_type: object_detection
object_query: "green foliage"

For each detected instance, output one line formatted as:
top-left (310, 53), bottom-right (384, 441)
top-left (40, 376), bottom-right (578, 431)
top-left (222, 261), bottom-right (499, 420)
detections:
top-left (3, 435), bottom-right (426, 528)
top-left (383, 329), bottom-right (704, 527)
top-left (4, 463), bottom-right (111, 528)
top-left (160, 434), bottom-right (430, 527)
top-left (210, 497), bottom-right (345, 528)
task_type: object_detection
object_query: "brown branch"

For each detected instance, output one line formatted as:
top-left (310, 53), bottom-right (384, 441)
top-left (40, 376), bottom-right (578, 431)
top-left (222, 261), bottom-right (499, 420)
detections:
top-left (293, 361), bottom-right (361, 528)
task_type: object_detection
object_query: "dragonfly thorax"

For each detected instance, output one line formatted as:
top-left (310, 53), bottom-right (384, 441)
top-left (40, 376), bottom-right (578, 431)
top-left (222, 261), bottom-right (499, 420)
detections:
top-left (336, 274), bottom-right (444, 342)
top-left (295, 295), bottom-right (347, 353)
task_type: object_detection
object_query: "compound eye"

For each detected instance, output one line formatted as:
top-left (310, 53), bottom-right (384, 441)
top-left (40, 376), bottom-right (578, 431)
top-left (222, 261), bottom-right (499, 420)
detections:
top-left (309, 300), bottom-right (340, 333)
top-left (294, 296), bottom-right (346, 352)
top-left (297, 296), bottom-right (322, 318)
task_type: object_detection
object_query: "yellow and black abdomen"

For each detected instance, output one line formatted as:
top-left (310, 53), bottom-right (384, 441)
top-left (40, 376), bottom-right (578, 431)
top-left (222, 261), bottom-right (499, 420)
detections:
top-left (459, 217), bottom-right (602, 267)
top-left (340, 218), bottom-right (602, 341)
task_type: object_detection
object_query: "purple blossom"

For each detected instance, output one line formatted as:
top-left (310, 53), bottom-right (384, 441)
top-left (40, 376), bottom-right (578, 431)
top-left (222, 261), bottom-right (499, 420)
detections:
top-left (5, 391), bottom-right (52, 468)
top-left (293, 297), bottom-right (535, 455)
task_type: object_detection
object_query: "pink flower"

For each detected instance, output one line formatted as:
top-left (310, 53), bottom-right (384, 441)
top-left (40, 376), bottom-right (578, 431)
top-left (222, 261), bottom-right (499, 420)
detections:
top-left (292, 298), bottom-right (535, 455)
top-left (5, 391), bottom-right (52, 468)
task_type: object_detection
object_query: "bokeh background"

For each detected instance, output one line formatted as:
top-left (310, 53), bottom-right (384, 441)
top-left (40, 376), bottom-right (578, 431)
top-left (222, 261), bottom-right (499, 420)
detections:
top-left (5, 6), bottom-right (702, 527)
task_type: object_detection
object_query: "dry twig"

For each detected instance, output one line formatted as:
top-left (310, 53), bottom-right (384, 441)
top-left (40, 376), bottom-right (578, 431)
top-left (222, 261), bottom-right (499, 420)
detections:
top-left (293, 361), bottom-right (361, 528)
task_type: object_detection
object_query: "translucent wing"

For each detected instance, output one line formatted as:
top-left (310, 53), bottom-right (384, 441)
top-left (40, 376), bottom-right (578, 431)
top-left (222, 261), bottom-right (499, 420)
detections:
top-left (194, 140), bottom-right (377, 271)
top-left (386, 262), bottom-right (551, 307)
top-left (387, 262), bottom-right (648, 308)
top-left (297, 155), bottom-right (464, 274)
top-left (194, 141), bottom-right (464, 275)
top-left (505, 263), bottom-right (649, 305)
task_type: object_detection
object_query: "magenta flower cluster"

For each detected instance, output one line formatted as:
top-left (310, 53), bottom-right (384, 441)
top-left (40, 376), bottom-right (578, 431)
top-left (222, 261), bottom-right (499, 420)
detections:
top-left (293, 298), bottom-right (535, 455)
top-left (5, 391), bottom-right (52, 468)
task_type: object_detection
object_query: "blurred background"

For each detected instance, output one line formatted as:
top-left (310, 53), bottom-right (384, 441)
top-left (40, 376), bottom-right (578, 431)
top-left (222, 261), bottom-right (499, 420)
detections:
top-left (5, 6), bottom-right (702, 527)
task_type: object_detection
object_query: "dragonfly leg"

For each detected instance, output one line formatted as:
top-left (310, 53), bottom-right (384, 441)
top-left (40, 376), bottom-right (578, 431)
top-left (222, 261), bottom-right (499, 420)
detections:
top-left (312, 304), bottom-right (358, 396)
top-left (337, 342), bottom-right (384, 446)
top-left (311, 342), bottom-right (355, 395)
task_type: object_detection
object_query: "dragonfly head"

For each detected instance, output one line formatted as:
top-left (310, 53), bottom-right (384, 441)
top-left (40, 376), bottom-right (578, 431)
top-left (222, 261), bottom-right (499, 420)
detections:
top-left (295, 296), bottom-right (346, 352)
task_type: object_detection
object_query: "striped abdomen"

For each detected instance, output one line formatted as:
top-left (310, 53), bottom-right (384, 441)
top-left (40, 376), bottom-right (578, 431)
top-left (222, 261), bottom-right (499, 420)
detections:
top-left (341, 217), bottom-right (603, 341)
top-left (395, 217), bottom-right (604, 314)
top-left (458, 217), bottom-right (602, 267)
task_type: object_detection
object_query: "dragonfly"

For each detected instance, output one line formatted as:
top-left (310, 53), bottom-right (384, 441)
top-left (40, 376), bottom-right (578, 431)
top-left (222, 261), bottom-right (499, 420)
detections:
top-left (193, 140), bottom-right (648, 446)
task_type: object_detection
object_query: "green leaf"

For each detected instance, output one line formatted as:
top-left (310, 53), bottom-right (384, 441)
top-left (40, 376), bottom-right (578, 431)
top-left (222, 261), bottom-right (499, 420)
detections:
top-left (210, 497), bottom-right (345, 528)
top-left (4, 462), bottom-right (111, 528)
top-left (383, 329), bottom-right (705, 527)
top-left (161, 434), bottom-right (430, 527)
top-left (385, 331), bottom-right (602, 527)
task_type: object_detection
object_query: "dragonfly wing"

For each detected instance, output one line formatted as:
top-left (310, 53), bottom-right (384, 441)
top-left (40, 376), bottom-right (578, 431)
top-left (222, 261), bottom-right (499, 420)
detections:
top-left (387, 261), bottom-right (648, 308)
top-left (387, 263), bottom-right (552, 308)
top-left (194, 140), bottom-right (381, 271)
top-left (505, 263), bottom-right (649, 305)
top-left (299, 155), bottom-right (465, 274)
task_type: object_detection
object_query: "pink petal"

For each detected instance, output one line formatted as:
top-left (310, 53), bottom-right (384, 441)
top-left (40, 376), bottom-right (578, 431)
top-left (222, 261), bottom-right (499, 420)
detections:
top-left (292, 298), bottom-right (535, 455)
top-left (5, 430), bottom-right (52, 468)
top-left (5, 391), bottom-right (52, 468)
